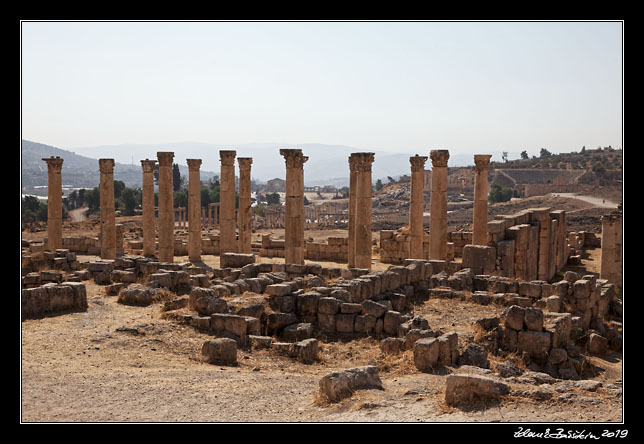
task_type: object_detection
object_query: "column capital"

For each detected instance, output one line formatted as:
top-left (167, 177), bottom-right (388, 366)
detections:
top-left (42, 156), bottom-right (64, 173)
top-left (219, 150), bottom-right (237, 166)
top-left (140, 159), bottom-right (157, 173)
top-left (349, 152), bottom-right (374, 172)
top-left (410, 155), bottom-right (428, 172)
top-left (280, 149), bottom-right (308, 168)
top-left (157, 151), bottom-right (174, 166)
top-left (474, 154), bottom-right (492, 172)
top-left (237, 157), bottom-right (253, 170)
top-left (187, 158), bottom-right (202, 170)
top-left (430, 150), bottom-right (450, 168)
top-left (98, 158), bottom-right (115, 174)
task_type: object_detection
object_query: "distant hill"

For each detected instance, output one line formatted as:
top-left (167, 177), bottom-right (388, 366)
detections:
top-left (68, 140), bottom-right (514, 186)
top-left (21, 140), bottom-right (218, 192)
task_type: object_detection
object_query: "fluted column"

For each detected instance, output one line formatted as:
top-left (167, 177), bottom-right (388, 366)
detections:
top-left (237, 157), bottom-right (253, 254)
top-left (157, 152), bottom-right (175, 263)
top-left (347, 156), bottom-right (358, 268)
top-left (140, 159), bottom-right (156, 257)
top-left (472, 155), bottom-right (492, 246)
top-left (409, 155), bottom-right (428, 259)
top-left (280, 149), bottom-right (308, 265)
top-left (352, 153), bottom-right (375, 270)
top-left (219, 150), bottom-right (237, 255)
top-left (99, 158), bottom-right (116, 259)
top-left (187, 158), bottom-right (202, 262)
top-left (42, 156), bottom-right (63, 252)
top-left (429, 150), bottom-right (449, 260)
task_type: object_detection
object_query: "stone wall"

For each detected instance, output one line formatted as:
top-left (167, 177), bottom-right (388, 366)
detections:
top-left (21, 282), bottom-right (88, 320)
top-left (380, 207), bottom-right (570, 282)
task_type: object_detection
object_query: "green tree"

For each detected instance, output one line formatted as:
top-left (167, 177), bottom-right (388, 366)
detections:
top-left (174, 189), bottom-right (188, 208)
top-left (265, 192), bottom-right (281, 205)
top-left (539, 148), bottom-right (552, 158)
top-left (520, 151), bottom-right (529, 160)
top-left (120, 187), bottom-right (138, 216)
top-left (375, 179), bottom-right (384, 191)
top-left (488, 183), bottom-right (513, 203)
top-left (114, 180), bottom-right (126, 199)
top-left (172, 164), bottom-right (183, 192)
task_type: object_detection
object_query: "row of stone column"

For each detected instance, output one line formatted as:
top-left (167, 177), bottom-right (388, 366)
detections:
top-left (42, 148), bottom-right (491, 271)
top-left (406, 151), bottom-right (491, 261)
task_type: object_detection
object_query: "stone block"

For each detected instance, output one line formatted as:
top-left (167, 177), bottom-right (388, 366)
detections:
top-left (524, 307), bottom-right (544, 332)
top-left (413, 337), bottom-right (439, 371)
top-left (517, 330), bottom-right (551, 362)
top-left (462, 245), bottom-right (496, 275)
top-left (319, 366), bottom-right (382, 403)
top-left (335, 314), bottom-right (355, 333)
top-left (503, 305), bottom-right (525, 331)
top-left (445, 374), bottom-right (510, 406)
top-left (201, 338), bottom-right (237, 365)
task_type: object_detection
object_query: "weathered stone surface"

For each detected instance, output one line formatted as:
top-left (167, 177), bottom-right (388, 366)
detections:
top-left (548, 348), bottom-right (568, 366)
top-left (266, 283), bottom-right (292, 297)
top-left (383, 310), bottom-right (402, 335)
top-left (380, 337), bottom-right (404, 354)
top-left (189, 287), bottom-right (227, 315)
top-left (266, 312), bottom-right (298, 333)
top-left (458, 344), bottom-right (490, 369)
top-left (201, 338), bottom-right (237, 365)
top-left (413, 337), bottom-right (439, 371)
top-left (517, 330), bottom-right (551, 362)
top-left (318, 297), bottom-right (340, 315)
top-left (220, 253), bottom-right (255, 269)
top-left (588, 333), bottom-right (608, 356)
top-left (291, 338), bottom-right (318, 364)
top-left (117, 284), bottom-right (155, 306)
top-left (445, 374), bottom-right (510, 406)
top-left (319, 366), bottom-right (383, 403)
top-left (361, 299), bottom-right (388, 318)
top-left (354, 315), bottom-right (377, 334)
top-left (523, 307), bottom-right (544, 332)
top-left (503, 305), bottom-right (525, 331)
top-left (282, 323), bottom-right (313, 342)
top-left (335, 314), bottom-right (355, 333)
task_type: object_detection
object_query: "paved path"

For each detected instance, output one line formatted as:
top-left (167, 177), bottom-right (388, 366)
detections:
top-left (551, 193), bottom-right (619, 209)
top-left (68, 206), bottom-right (89, 222)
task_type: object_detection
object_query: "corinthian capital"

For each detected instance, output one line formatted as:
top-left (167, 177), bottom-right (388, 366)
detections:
top-left (430, 150), bottom-right (450, 168)
top-left (42, 156), bottom-right (64, 173)
top-left (280, 149), bottom-right (308, 168)
top-left (410, 155), bottom-right (428, 172)
top-left (219, 150), bottom-right (237, 166)
top-left (474, 154), bottom-right (492, 173)
top-left (98, 158), bottom-right (115, 174)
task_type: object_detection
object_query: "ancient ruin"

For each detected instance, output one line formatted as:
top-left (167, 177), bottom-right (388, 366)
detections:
top-left (22, 146), bottom-right (623, 422)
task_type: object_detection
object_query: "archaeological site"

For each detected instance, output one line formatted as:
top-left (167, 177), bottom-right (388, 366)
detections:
top-left (22, 148), bottom-right (623, 423)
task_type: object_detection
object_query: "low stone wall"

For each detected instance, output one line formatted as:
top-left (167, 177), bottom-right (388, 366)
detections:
top-left (379, 231), bottom-right (454, 264)
top-left (21, 282), bottom-right (88, 320)
top-left (305, 236), bottom-right (348, 262)
top-left (22, 247), bottom-right (82, 274)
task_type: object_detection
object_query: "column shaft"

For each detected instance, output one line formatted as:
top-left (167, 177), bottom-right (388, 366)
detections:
top-left (237, 158), bottom-right (253, 254)
top-left (472, 155), bottom-right (492, 246)
top-left (157, 152), bottom-right (174, 263)
top-left (141, 160), bottom-right (156, 257)
top-left (352, 153), bottom-right (374, 270)
top-left (219, 150), bottom-right (237, 254)
top-left (429, 150), bottom-right (449, 260)
top-left (42, 157), bottom-right (63, 251)
top-left (187, 159), bottom-right (202, 261)
top-left (99, 158), bottom-right (116, 259)
top-left (280, 149), bottom-right (308, 264)
top-left (409, 155), bottom-right (428, 259)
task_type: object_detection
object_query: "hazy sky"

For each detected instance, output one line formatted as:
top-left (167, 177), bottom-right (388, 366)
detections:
top-left (21, 21), bottom-right (623, 155)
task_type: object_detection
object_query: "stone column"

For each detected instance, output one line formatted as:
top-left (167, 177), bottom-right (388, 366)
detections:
top-left (157, 152), bottom-right (175, 263)
top-left (237, 157), bottom-right (253, 254)
top-left (472, 154), bottom-right (492, 246)
top-left (42, 156), bottom-right (63, 251)
top-left (219, 150), bottom-right (237, 255)
top-left (140, 159), bottom-right (156, 257)
top-left (409, 155), bottom-right (428, 259)
top-left (429, 150), bottom-right (449, 260)
top-left (280, 149), bottom-right (308, 264)
top-left (99, 158), bottom-right (116, 259)
top-left (187, 158), bottom-right (202, 262)
top-left (352, 152), bottom-right (375, 270)
top-left (348, 155), bottom-right (358, 268)
top-left (601, 211), bottom-right (622, 287)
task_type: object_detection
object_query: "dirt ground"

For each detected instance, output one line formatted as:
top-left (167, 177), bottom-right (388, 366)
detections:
top-left (21, 193), bottom-right (623, 424)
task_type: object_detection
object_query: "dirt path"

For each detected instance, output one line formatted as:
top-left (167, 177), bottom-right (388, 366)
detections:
top-left (68, 206), bottom-right (89, 222)
top-left (550, 193), bottom-right (619, 209)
